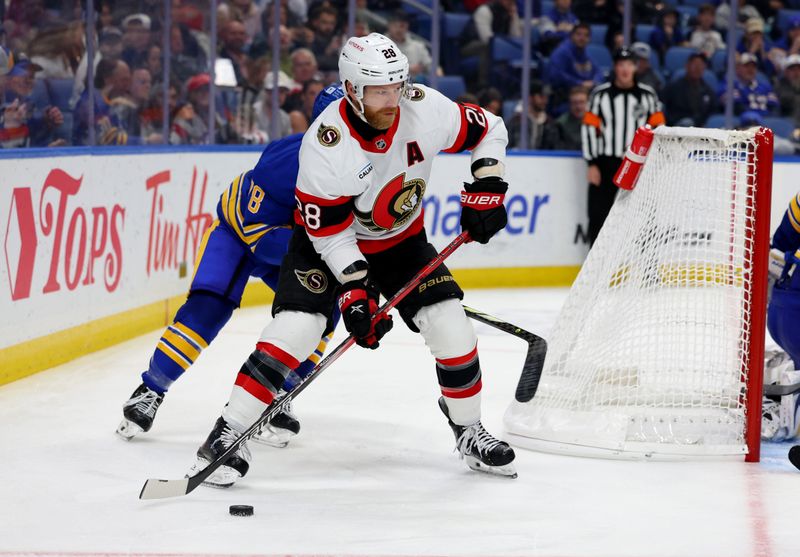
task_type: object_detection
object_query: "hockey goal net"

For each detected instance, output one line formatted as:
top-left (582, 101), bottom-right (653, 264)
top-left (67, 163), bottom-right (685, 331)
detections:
top-left (505, 126), bottom-right (774, 461)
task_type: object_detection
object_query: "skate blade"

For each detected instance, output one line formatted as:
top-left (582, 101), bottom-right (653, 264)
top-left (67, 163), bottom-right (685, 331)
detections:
top-left (251, 425), bottom-right (295, 448)
top-left (465, 456), bottom-right (518, 479)
top-left (188, 459), bottom-right (240, 489)
top-left (116, 419), bottom-right (143, 440)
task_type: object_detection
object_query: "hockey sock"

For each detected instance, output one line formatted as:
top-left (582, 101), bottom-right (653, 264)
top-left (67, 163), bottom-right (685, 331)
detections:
top-left (436, 345), bottom-right (483, 426)
top-left (413, 299), bottom-right (482, 425)
top-left (225, 342), bottom-right (300, 431)
top-left (142, 292), bottom-right (235, 393)
top-left (225, 310), bottom-right (328, 430)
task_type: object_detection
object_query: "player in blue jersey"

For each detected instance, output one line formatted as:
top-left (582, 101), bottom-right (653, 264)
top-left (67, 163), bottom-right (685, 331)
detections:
top-left (116, 84), bottom-right (345, 447)
top-left (761, 192), bottom-right (800, 441)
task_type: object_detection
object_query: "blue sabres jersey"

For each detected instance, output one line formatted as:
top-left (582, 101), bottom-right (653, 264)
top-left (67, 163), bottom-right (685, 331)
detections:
top-left (719, 79), bottom-right (778, 116)
top-left (772, 192), bottom-right (800, 255)
top-left (216, 134), bottom-right (302, 255)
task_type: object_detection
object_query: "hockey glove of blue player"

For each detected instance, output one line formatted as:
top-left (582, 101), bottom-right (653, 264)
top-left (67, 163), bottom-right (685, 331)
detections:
top-left (460, 177), bottom-right (508, 244)
top-left (337, 280), bottom-right (393, 349)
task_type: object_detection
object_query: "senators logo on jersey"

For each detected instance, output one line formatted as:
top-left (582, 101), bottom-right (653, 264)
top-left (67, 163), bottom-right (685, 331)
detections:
top-left (406, 86), bottom-right (425, 101)
top-left (317, 125), bottom-right (341, 147)
top-left (294, 268), bottom-right (328, 293)
top-left (355, 173), bottom-right (426, 232)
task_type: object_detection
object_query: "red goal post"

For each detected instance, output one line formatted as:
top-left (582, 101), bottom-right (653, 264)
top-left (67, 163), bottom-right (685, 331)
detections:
top-left (505, 126), bottom-right (774, 461)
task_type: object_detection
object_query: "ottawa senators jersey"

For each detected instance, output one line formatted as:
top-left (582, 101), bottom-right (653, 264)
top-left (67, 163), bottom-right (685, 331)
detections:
top-left (295, 84), bottom-right (508, 281)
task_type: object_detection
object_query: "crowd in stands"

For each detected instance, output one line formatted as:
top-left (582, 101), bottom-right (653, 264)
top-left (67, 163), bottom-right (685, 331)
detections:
top-left (0, 0), bottom-right (799, 151)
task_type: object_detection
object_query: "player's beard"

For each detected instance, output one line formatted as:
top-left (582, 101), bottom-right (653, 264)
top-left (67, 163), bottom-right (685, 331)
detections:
top-left (363, 105), bottom-right (398, 130)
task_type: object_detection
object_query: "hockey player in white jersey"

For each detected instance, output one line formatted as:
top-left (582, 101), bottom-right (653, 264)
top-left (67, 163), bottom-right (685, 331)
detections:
top-left (190, 33), bottom-right (516, 487)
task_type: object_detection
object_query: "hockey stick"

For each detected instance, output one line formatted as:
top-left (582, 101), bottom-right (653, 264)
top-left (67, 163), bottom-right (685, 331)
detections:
top-left (463, 306), bottom-right (547, 403)
top-left (139, 231), bottom-right (470, 500)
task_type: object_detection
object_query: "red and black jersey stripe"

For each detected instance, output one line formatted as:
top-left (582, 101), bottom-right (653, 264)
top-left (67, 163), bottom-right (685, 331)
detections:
top-left (443, 103), bottom-right (489, 154)
top-left (295, 189), bottom-right (355, 237)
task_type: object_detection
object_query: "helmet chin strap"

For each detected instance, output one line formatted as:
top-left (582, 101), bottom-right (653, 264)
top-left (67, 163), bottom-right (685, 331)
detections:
top-left (344, 81), bottom-right (369, 123)
top-left (344, 94), bottom-right (369, 123)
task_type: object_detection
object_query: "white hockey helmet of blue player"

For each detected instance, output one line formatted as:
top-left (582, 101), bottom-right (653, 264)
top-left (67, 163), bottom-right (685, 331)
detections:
top-left (338, 33), bottom-right (410, 120)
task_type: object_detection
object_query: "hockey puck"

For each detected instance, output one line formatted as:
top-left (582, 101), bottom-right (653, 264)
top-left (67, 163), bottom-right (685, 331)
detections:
top-left (229, 505), bottom-right (254, 517)
top-left (789, 446), bottom-right (800, 471)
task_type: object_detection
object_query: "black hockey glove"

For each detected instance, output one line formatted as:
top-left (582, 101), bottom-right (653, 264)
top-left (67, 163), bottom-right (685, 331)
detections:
top-left (337, 280), bottom-right (393, 349)
top-left (460, 177), bottom-right (509, 244)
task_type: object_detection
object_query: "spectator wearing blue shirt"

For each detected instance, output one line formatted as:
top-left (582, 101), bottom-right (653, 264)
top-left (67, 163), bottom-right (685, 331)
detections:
top-left (547, 23), bottom-right (603, 105)
top-left (0, 51), bottom-right (64, 148)
top-left (73, 58), bottom-right (135, 146)
top-left (649, 8), bottom-right (686, 64)
top-left (538, 0), bottom-right (579, 54)
top-left (718, 53), bottom-right (778, 117)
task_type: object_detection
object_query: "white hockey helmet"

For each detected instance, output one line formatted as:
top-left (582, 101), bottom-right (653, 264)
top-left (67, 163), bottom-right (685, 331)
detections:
top-left (338, 33), bottom-right (410, 116)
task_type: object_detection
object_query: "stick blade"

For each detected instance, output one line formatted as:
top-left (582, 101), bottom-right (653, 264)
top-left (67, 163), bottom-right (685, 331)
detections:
top-left (139, 478), bottom-right (191, 500)
top-left (789, 446), bottom-right (800, 471)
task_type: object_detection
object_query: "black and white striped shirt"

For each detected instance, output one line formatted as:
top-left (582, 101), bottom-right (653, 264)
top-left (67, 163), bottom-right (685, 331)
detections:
top-left (581, 81), bottom-right (664, 163)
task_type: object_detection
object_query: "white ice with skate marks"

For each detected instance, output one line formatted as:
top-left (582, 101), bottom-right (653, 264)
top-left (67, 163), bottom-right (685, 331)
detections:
top-left (0, 288), bottom-right (798, 557)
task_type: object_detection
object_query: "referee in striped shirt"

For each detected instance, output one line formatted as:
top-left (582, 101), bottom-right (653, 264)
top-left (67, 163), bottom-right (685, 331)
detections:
top-left (581, 47), bottom-right (665, 245)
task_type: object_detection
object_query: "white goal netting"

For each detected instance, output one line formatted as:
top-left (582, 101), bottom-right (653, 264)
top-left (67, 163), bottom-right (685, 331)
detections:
top-left (505, 127), bottom-right (772, 459)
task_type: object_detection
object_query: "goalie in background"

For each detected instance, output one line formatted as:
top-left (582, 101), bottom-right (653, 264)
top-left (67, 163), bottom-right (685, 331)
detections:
top-left (116, 84), bottom-right (345, 447)
top-left (762, 192), bottom-right (800, 442)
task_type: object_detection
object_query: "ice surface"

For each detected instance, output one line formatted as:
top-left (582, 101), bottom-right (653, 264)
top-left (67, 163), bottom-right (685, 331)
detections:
top-left (1, 288), bottom-right (798, 557)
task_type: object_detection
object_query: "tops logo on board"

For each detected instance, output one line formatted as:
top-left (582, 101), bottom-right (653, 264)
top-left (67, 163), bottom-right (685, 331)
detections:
top-left (4, 167), bottom-right (214, 302)
top-left (5, 169), bottom-right (125, 301)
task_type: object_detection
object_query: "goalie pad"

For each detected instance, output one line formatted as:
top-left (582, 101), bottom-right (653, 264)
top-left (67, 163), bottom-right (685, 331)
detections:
top-left (762, 358), bottom-right (800, 442)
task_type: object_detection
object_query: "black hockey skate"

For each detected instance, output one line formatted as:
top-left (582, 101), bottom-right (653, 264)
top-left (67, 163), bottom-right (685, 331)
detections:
top-left (252, 396), bottom-right (301, 448)
top-left (438, 397), bottom-right (517, 478)
top-left (116, 383), bottom-right (165, 440)
top-left (189, 416), bottom-right (252, 488)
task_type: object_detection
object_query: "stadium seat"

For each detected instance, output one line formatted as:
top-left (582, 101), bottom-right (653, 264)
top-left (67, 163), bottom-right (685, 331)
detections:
top-left (490, 35), bottom-right (525, 96)
top-left (710, 49), bottom-right (729, 76)
top-left (437, 75), bottom-right (466, 100)
top-left (670, 68), bottom-right (719, 91)
top-left (675, 5), bottom-right (698, 28)
top-left (706, 113), bottom-right (739, 129)
top-left (502, 99), bottom-right (518, 123)
top-left (763, 116), bottom-right (797, 138)
top-left (664, 46), bottom-right (697, 77)
top-left (586, 43), bottom-right (613, 74)
top-left (411, 13), bottom-right (432, 41)
top-left (635, 24), bottom-right (655, 44)
top-left (441, 13), bottom-right (472, 74)
top-left (590, 24), bottom-right (607, 45)
top-left (402, 0), bottom-right (432, 16)
top-left (776, 9), bottom-right (800, 32)
top-left (492, 35), bottom-right (522, 62)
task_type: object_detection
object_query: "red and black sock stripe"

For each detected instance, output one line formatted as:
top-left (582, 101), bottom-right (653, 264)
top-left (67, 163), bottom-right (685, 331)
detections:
top-left (436, 345), bottom-right (482, 399)
top-left (235, 342), bottom-right (300, 404)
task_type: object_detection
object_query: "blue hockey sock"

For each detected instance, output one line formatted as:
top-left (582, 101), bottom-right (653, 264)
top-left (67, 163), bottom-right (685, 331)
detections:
top-left (142, 291), bottom-right (235, 393)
